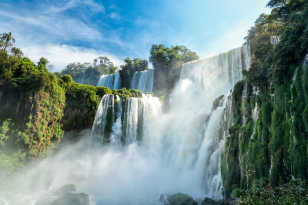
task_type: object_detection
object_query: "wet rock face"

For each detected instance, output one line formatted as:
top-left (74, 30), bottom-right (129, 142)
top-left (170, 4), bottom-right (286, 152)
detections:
top-left (35, 184), bottom-right (89, 205)
top-left (163, 193), bottom-right (198, 205)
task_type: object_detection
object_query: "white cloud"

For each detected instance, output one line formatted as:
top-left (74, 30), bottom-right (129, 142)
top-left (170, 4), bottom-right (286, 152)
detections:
top-left (22, 44), bottom-right (123, 72)
top-left (0, 10), bottom-right (102, 43)
top-left (109, 12), bottom-right (120, 20)
top-left (46, 0), bottom-right (105, 14)
top-left (0, 0), bottom-right (122, 72)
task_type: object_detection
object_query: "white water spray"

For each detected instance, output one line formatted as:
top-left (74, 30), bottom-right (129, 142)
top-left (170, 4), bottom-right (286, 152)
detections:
top-left (0, 46), bottom-right (251, 205)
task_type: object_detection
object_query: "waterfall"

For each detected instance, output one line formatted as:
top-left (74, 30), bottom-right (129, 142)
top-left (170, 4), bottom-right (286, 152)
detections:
top-left (89, 46), bottom-right (249, 201)
top-left (91, 94), bottom-right (115, 144)
top-left (110, 95), bottom-right (122, 145)
top-left (130, 69), bottom-right (154, 92)
top-left (2, 46), bottom-right (250, 205)
top-left (97, 72), bottom-right (121, 89)
top-left (92, 94), bottom-right (161, 146)
top-left (123, 97), bottom-right (140, 144)
top-left (242, 42), bottom-right (251, 71)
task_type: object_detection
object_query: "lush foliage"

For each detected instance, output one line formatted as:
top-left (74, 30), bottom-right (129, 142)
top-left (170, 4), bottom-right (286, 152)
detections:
top-left (150, 44), bottom-right (199, 67)
top-left (243, 0), bottom-right (308, 87)
top-left (112, 88), bottom-right (142, 99)
top-left (119, 58), bottom-right (148, 88)
top-left (150, 44), bottom-right (199, 96)
top-left (60, 76), bottom-right (111, 132)
top-left (61, 56), bottom-right (118, 85)
top-left (223, 0), bottom-right (308, 199)
top-left (0, 33), bottom-right (66, 159)
top-left (239, 179), bottom-right (308, 205)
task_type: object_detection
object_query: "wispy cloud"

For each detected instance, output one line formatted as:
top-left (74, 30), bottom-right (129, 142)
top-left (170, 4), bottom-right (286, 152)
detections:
top-left (109, 12), bottom-right (121, 20)
top-left (0, 3), bottom-right (102, 42)
top-left (45, 0), bottom-right (105, 14)
top-left (0, 0), bottom-right (271, 70)
top-left (22, 44), bottom-right (122, 72)
top-left (0, 0), bottom-right (125, 71)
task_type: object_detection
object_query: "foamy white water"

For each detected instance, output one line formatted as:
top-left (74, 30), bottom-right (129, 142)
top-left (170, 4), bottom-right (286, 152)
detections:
top-left (0, 46), bottom-right (251, 205)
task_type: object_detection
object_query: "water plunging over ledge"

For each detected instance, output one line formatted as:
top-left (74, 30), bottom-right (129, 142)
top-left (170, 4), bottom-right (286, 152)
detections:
top-left (0, 45), bottom-right (251, 205)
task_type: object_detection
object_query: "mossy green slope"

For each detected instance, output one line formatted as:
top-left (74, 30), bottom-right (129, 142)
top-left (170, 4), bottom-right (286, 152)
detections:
top-left (222, 0), bottom-right (308, 199)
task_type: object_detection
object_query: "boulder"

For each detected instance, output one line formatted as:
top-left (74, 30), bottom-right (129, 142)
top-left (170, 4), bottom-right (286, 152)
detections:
top-left (165, 193), bottom-right (198, 205)
top-left (201, 198), bottom-right (221, 205)
top-left (51, 193), bottom-right (89, 205)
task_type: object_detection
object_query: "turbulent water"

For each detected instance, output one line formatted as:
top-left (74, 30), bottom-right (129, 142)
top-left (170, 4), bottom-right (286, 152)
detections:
top-left (0, 46), bottom-right (251, 205)
top-left (130, 69), bottom-right (154, 92)
top-left (97, 72), bottom-right (121, 89)
top-left (96, 69), bottom-right (154, 92)
top-left (88, 46), bottom-right (251, 203)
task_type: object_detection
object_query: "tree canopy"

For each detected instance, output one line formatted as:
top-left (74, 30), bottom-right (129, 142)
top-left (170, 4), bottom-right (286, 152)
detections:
top-left (150, 44), bottom-right (199, 70)
top-left (60, 56), bottom-right (118, 85)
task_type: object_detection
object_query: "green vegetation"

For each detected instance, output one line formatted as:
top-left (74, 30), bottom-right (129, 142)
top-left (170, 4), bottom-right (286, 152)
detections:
top-left (0, 32), bottom-right (66, 159)
top-left (150, 44), bottom-right (199, 96)
top-left (61, 78), bottom-right (111, 132)
top-left (223, 0), bottom-right (308, 200)
top-left (112, 88), bottom-right (142, 99)
top-left (61, 56), bottom-right (117, 85)
top-left (119, 58), bottom-right (148, 88)
top-left (0, 32), bottom-right (146, 181)
top-left (239, 179), bottom-right (308, 205)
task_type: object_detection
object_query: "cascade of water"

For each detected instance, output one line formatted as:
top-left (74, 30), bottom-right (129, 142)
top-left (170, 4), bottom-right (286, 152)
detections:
top-left (91, 46), bottom-right (248, 200)
top-left (92, 94), bottom-right (162, 146)
top-left (87, 46), bottom-right (251, 202)
top-left (2, 46), bottom-right (251, 205)
top-left (242, 42), bottom-right (252, 71)
top-left (130, 70), bottom-right (154, 92)
top-left (122, 97), bottom-right (140, 144)
top-left (110, 95), bottom-right (122, 145)
top-left (194, 96), bottom-right (226, 199)
top-left (152, 46), bottom-right (249, 199)
top-left (97, 72), bottom-right (121, 89)
top-left (130, 70), bottom-right (152, 92)
top-left (91, 94), bottom-right (115, 144)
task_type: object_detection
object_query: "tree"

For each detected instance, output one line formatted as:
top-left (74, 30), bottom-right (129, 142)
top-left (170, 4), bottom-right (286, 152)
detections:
top-left (119, 58), bottom-right (148, 88)
top-left (150, 44), bottom-right (199, 69)
top-left (38, 57), bottom-right (48, 66)
top-left (120, 58), bottom-right (148, 72)
top-left (10, 47), bottom-right (23, 57)
top-left (0, 32), bottom-right (15, 51)
top-left (150, 44), bottom-right (199, 95)
top-left (61, 56), bottom-right (119, 85)
top-left (267, 0), bottom-right (287, 8)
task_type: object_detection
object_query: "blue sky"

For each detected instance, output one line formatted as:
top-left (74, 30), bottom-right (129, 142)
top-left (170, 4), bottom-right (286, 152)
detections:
top-left (0, 0), bottom-right (269, 71)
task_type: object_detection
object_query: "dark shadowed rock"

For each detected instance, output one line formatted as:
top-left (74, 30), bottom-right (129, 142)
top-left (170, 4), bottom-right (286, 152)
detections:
top-left (165, 193), bottom-right (198, 205)
top-left (51, 193), bottom-right (89, 205)
top-left (201, 198), bottom-right (221, 205)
